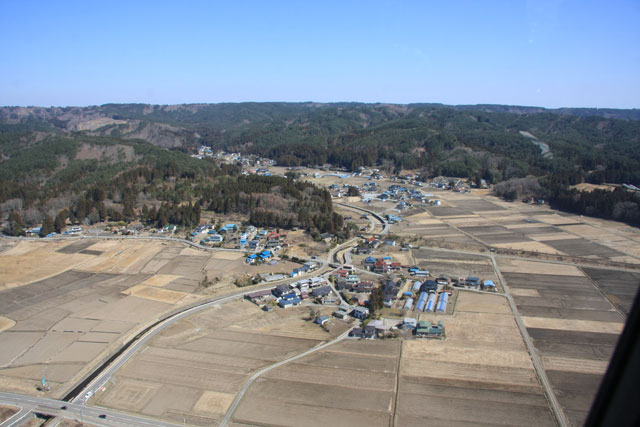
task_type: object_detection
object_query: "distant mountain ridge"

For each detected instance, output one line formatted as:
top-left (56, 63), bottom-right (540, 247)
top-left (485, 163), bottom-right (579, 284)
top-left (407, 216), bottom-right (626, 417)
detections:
top-left (2, 102), bottom-right (640, 187)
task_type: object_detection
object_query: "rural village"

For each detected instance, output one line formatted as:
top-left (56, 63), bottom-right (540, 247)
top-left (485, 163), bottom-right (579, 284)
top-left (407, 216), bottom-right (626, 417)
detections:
top-left (1, 154), bottom-right (639, 427)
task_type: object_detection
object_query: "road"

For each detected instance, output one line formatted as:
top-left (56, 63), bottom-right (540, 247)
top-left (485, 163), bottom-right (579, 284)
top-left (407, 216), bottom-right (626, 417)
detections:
top-left (333, 202), bottom-right (389, 235)
top-left (219, 326), bottom-right (354, 427)
top-left (0, 391), bottom-right (183, 427)
top-left (490, 254), bottom-right (568, 427)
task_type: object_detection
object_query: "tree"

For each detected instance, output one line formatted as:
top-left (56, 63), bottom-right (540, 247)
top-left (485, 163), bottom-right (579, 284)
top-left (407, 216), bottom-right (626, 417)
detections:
top-left (346, 186), bottom-right (360, 197)
top-left (369, 286), bottom-right (385, 315)
top-left (54, 210), bottom-right (68, 233)
top-left (4, 211), bottom-right (24, 236)
top-left (40, 215), bottom-right (54, 237)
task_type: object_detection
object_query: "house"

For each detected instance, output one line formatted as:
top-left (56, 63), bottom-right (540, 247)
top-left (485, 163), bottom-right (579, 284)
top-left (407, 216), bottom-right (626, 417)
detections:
top-left (333, 269), bottom-right (349, 278)
top-left (309, 276), bottom-right (326, 288)
top-left (367, 319), bottom-right (387, 334)
top-left (352, 281), bottom-right (375, 293)
top-left (346, 274), bottom-right (360, 284)
top-left (339, 303), bottom-right (352, 313)
top-left (248, 240), bottom-right (261, 250)
top-left (364, 325), bottom-right (376, 338)
top-left (321, 233), bottom-right (335, 241)
top-left (355, 246), bottom-right (371, 255)
top-left (373, 260), bottom-right (389, 274)
top-left (311, 286), bottom-right (332, 298)
top-left (352, 306), bottom-right (370, 320)
top-left (482, 280), bottom-right (496, 291)
top-left (390, 262), bottom-right (402, 270)
top-left (466, 276), bottom-right (481, 288)
top-left (246, 254), bottom-right (258, 264)
top-left (209, 234), bottom-right (224, 243)
top-left (268, 232), bottom-right (280, 241)
top-left (246, 289), bottom-right (273, 304)
top-left (278, 297), bottom-right (302, 308)
top-left (26, 227), bottom-right (41, 236)
top-left (259, 250), bottom-right (273, 261)
top-left (315, 315), bottom-right (329, 325)
top-left (265, 240), bottom-right (281, 250)
top-left (363, 256), bottom-right (377, 269)
top-left (349, 326), bottom-right (374, 339)
top-left (349, 327), bottom-right (363, 337)
top-left (322, 295), bottom-right (339, 305)
top-left (263, 274), bottom-right (286, 282)
top-left (273, 284), bottom-right (291, 297)
top-left (333, 310), bottom-right (348, 319)
top-left (383, 280), bottom-right (400, 299)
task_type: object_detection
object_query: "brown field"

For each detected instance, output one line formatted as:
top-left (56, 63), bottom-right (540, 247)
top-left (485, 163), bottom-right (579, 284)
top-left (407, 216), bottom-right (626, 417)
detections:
top-left (95, 302), bottom-right (335, 426)
top-left (0, 238), bottom-right (277, 398)
top-left (232, 339), bottom-right (399, 427)
top-left (399, 291), bottom-right (555, 426)
top-left (502, 266), bottom-right (626, 426)
top-left (0, 405), bottom-right (18, 423)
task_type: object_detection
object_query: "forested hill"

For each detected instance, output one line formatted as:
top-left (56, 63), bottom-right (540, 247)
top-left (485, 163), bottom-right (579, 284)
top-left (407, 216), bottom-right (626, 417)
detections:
top-left (0, 131), bottom-right (347, 238)
top-left (2, 102), bottom-right (640, 187)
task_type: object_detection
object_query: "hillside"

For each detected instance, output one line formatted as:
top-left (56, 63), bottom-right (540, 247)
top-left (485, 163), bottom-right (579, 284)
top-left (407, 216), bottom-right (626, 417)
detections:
top-left (0, 131), bottom-right (346, 238)
top-left (1, 102), bottom-right (640, 229)
top-left (2, 103), bottom-right (640, 186)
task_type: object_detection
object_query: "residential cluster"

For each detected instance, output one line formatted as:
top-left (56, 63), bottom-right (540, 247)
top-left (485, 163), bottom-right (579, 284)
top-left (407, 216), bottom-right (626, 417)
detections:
top-left (245, 275), bottom-right (336, 308)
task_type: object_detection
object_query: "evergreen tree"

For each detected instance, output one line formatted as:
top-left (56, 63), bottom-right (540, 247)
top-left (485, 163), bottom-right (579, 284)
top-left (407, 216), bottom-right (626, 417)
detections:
top-left (40, 215), bottom-right (54, 237)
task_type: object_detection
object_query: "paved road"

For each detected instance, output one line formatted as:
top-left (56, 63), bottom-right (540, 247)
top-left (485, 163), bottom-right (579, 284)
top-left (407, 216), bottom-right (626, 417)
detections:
top-left (490, 254), bottom-right (568, 427)
top-left (219, 326), bottom-right (354, 427)
top-left (334, 202), bottom-right (389, 235)
top-left (0, 391), bottom-right (183, 427)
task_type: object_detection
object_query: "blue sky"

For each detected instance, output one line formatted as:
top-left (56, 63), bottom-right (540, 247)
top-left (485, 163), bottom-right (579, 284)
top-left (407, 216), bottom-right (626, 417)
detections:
top-left (1, 0), bottom-right (639, 108)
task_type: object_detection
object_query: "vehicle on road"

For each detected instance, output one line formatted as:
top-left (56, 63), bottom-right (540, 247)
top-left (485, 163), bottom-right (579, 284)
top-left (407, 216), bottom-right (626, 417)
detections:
top-left (98, 414), bottom-right (107, 419)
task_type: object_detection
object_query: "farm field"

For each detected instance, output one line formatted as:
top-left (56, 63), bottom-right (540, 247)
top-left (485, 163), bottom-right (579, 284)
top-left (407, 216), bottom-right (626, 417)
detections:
top-left (0, 238), bottom-right (298, 399)
top-left (500, 263), bottom-right (627, 426)
top-left (232, 339), bottom-right (400, 427)
top-left (397, 291), bottom-right (556, 426)
top-left (94, 301), bottom-right (348, 426)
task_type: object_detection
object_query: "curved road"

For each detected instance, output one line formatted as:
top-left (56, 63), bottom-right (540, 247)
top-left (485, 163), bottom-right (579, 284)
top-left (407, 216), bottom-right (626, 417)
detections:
top-left (219, 326), bottom-right (354, 426)
top-left (0, 391), bottom-right (182, 427)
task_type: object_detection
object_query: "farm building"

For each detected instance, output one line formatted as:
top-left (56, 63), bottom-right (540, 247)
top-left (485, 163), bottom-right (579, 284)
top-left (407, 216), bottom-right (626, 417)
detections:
top-left (403, 317), bottom-right (417, 329)
top-left (436, 292), bottom-right (449, 313)
top-left (416, 320), bottom-right (445, 338)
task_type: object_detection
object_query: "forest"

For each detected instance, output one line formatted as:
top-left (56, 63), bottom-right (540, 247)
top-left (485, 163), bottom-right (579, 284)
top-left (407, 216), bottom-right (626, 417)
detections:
top-left (0, 131), bottom-right (349, 238)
